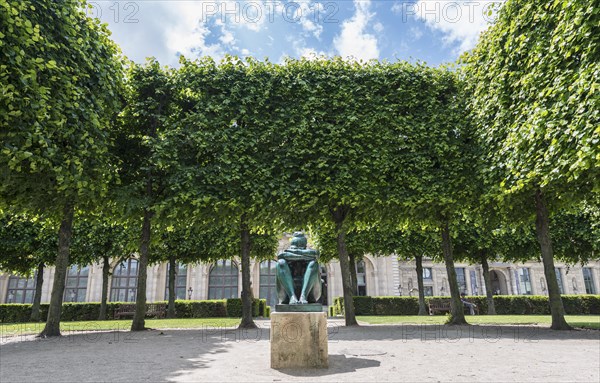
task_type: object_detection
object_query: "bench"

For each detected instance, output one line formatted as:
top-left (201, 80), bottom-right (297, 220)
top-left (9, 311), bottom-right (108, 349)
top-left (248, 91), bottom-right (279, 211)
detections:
top-left (113, 303), bottom-right (167, 319)
top-left (428, 298), bottom-right (479, 315)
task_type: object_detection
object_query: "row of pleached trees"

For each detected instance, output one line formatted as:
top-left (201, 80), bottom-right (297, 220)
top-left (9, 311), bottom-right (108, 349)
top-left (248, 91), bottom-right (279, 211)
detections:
top-left (0, 0), bottom-right (598, 336)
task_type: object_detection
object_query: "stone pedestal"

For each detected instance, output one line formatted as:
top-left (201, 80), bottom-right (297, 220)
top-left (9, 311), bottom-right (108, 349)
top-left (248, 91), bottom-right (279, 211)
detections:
top-left (270, 312), bottom-right (328, 369)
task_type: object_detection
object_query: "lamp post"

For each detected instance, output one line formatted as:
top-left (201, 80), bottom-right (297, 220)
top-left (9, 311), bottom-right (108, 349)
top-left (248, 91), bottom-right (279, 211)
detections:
top-left (187, 287), bottom-right (193, 300)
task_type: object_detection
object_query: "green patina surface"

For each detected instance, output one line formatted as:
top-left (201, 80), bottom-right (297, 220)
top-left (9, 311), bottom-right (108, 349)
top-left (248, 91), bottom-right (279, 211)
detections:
top-left (275, 304), bottom-right (324, 313)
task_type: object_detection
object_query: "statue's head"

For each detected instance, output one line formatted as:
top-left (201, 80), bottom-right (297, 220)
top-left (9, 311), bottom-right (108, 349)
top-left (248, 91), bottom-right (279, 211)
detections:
top-left (290, 231), bottom-right (307, 248)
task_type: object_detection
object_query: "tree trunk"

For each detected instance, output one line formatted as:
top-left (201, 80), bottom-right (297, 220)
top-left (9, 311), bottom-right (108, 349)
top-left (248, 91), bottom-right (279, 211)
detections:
top-left (332, 205), bottom-right (358, 326)
top-left (167, 255), bottom-right (176, 318)
top-left (534, 189), bottom-right (571, 330)
top-left (348, 252), bottom-right (358, 295)
top-left (415, 255), bottom-right (427, 316)
top-left (440, 219), bottom-right (468, 325)
top-left (30, 262), bottom-right (44, 322)
top-left (131, 208), bottom-right (152, 331)
top-left (239, 213), bottom-right (257, 329)
top-left (40, 202), bottom-right (74, 337)
top-left (98, 256), bottom-right (110, 320)
top-left (480, 253), bottom-right (496, 315)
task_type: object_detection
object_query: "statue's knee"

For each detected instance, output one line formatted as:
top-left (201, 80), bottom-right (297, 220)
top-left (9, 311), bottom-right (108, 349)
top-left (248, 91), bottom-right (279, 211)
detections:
top-left (307, 260), bottom-right (318, 270)
top-left (277, 259), bottom-right (287, 268)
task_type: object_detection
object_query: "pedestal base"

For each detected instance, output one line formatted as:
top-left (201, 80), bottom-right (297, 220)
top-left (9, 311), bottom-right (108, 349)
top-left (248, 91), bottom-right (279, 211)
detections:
top-left (270, 312), bottom-right (328, 369)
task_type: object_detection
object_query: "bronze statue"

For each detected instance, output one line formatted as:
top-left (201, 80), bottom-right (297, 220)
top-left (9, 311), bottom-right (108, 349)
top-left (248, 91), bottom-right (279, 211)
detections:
top-left (276, 232), bottom-right (322, 305)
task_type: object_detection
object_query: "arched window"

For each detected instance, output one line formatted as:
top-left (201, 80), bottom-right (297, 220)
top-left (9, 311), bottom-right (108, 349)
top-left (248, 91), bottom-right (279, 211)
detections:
top-left (356, 260), bottom-right (367, 296)
top-left (208, 260), bottom-right (238, 299)
top-left (6, 274), bottom-right (36, 303)
top-left (64, 265), bottom-right (89, 302)
top-left (259, 260), bottom-right (277, 307)
top-left (111, 259), bottom-right (139, 302)
top-left (165, 263), bottom-right (188, 300)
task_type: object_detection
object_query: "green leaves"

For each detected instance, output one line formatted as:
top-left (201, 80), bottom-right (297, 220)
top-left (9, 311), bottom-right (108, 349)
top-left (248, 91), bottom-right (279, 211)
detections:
top-left (0, 213), bottom-right (57, 274)
top-left (463, 0), bottom-right (599, 207)
top-left (0, 0), bottom-right (124, 216)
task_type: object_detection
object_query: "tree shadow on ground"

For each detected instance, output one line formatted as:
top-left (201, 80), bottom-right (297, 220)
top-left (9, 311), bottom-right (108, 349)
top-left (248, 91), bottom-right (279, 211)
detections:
top-left (0, 329), bottom-right (231, 383)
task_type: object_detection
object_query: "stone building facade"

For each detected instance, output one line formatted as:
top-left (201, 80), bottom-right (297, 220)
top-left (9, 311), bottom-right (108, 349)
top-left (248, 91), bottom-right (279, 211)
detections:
top-left (1, 255), bottom-right (598, 306)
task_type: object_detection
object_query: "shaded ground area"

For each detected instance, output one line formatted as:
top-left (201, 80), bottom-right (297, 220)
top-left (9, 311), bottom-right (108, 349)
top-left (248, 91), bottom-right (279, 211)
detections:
top-left (1, 319), bottom-right (598, 382)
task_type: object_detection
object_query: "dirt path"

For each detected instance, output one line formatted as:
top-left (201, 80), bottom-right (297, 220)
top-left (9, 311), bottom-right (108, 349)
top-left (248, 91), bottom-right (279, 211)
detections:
top-left (1, 320), bottom-right (598, 382)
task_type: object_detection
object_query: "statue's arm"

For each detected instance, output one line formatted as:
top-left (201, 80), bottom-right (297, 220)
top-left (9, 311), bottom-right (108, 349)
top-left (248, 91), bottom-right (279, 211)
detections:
top-left (277, 251), bottom-right (316, 261)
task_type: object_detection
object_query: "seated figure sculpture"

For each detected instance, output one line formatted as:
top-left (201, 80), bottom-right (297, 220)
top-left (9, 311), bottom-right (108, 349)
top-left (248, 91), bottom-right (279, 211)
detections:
top-left (276, 232), bottom-right (322, 305)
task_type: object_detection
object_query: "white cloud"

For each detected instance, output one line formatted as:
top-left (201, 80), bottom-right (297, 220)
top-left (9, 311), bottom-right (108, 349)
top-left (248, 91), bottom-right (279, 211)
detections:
top-left (414, 1), bottom-right (500, 52)
top-left (296, 46), bottom-right (329, 60)
top-left (294, 0), bottom-right (324, 38)
top-left (95, 2), bottom-right (228, 65)
top-left (163, 3), bottom-right (226, 61)
top-left (391, 2), bottom-right (404, 15)
top-left (333, 0), bottom-right (380, 60)
top-left (410, 26), bottom-right (424, 40)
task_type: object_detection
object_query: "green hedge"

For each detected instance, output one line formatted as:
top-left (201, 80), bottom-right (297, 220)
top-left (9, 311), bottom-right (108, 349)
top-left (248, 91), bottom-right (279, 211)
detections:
top-left (0, 303), bottom-right (119, 323)
top-left (328, 305), bottom-right (335, 317)
top-left (225, 298), bottom-right (267, 318)
top-left (333, 296), bottom-right (420, 316)
top-left (0, 298), bottom-right (269, 323)
top-left (332, 295), bottom-right (600, 316)
top-left (173, 300), bottom-right (227, 318)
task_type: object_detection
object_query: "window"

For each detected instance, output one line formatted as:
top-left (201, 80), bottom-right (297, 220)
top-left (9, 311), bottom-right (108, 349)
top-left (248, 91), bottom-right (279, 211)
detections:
top-left (469, 270), bottom-right (479, 295)
top-left (423, 268), bottom-right (432, 280)
top-left (423, 286), bottom-right (433, 296)
top-left (111, 259), bottom-right (139, 302)
top-left (455, 268), bottom-right (467, 294)
top-left (64, 265), bottom-right (89, 302)
top-left (6, 274), bottom-right (36, 303)
top-left (165, 263), bottom-right (187, 300)
top-left (208, 260), bottom-right (238, 299)
top-left (356, 260), bottom-right (367, 296)
top-left (259, 260), bottom-right (277, 307)
top-left (516, 268), bottom-right (532, 295)
top-left (583, 268), bottom-right (596, 294)
top-left (555, 268), bottom-right (564, 294)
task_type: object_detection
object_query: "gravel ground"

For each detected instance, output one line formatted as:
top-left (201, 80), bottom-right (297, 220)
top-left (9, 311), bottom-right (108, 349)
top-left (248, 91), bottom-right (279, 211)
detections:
top-left (1, 319), bottom-right (598, 382)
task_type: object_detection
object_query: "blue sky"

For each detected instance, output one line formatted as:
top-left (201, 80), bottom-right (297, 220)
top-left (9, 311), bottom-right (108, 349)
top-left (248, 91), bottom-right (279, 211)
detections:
top-left (90, 1), bottom-right (503, 67)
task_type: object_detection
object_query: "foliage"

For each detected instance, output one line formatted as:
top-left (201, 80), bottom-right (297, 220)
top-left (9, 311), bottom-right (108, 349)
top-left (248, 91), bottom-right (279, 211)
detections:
top-left (0, 299), bottom-right (269, 323)
top-left (314, 223), bottom-right (439, 262)
top-left (0, 0), bottom-right (124, 337)
top-left (331, 295), bottom-right (600, 316)
top-left (114, 59), bottom-right (175, 220)
top-left (463, 0), bottom-right (599, 209)
top-left (0, 0), bottom-right (124, 215)
top-left (551, 203), bottom-right (600, 264)
top-left (172, 300), bottom-right (228, 318)
top-left (225, 298), bottom-right (266, 318)
top-left (333, 296), bottom-right (420, 316)
top-left (471, 295), bottom-right (600, 316)
top-left (463, 1), bottom-right (599, 329)
top-left (0, 213), bottom-right (56, 274)
top-left (70, 217), bottom-right (133, 266)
